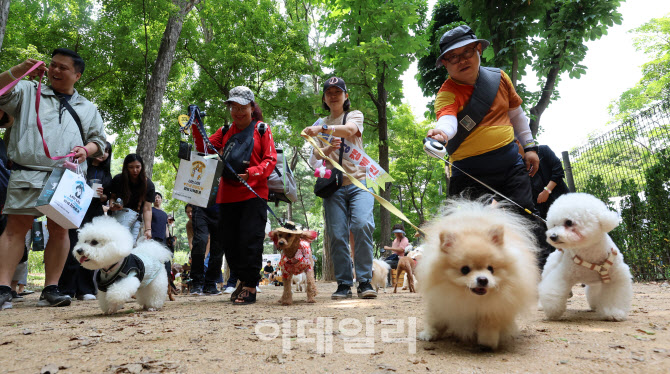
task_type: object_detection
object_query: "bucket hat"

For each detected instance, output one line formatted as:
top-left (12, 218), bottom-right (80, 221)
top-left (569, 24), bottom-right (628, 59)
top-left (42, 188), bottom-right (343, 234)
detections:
top-left (435, 25), bottom-right (490, 68)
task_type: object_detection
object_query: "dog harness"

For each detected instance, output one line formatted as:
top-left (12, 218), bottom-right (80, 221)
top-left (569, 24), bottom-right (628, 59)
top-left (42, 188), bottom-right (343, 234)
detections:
top-left (562, 248), bottom-right (618, 283)
top-left (96, 254), bottom-right (146, 292)
top-left (279, 240), bottom-right (312, 278)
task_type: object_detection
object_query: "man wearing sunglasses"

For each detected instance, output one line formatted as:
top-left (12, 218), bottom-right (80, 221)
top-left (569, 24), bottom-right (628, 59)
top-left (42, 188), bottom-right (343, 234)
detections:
top-left (426, 25), bottom-right (540, 212)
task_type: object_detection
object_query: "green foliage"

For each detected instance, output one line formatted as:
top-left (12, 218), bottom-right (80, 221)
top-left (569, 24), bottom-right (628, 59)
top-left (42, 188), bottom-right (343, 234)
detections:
top-left (610, 15), bottom-right (670, 120)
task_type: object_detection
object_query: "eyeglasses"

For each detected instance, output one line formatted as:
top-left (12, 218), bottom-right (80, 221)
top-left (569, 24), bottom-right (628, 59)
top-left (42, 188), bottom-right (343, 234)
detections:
top-left (229, 104), bottom-right (250, 112)
top-left (443, 45), bottom-right (478, 65)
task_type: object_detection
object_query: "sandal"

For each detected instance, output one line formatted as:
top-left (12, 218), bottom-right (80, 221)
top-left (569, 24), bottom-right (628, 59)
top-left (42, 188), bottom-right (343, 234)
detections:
top-left (230, 281), bottom-right (246, 302)
top-left (232, 288), bottom-right (256, 305)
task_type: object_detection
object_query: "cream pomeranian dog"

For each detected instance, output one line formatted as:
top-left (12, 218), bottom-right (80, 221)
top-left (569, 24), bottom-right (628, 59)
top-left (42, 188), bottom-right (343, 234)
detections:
top-left (73, 216), bottom-right (173, 314)
top-left (539, 193), bottom-right (632, 321)
top-left (417, 199), bottom-right (540, 350)
top-left (371, 259), bottom-right (391, 292)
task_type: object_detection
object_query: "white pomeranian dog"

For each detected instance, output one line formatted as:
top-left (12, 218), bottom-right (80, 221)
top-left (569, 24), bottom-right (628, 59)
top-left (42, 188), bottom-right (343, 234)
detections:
top-left (292, 273), bottom-right (306, 292)
top-left (73, 216), bottom-right (173, 314)
top-left (417, 199), bottom-right (540, 350)
top-left (539, 193), bottom-right (632, 321)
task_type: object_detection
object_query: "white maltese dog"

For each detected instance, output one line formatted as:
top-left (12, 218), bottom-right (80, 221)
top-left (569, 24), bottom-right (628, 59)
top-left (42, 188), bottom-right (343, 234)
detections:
top-left (539, 193), bottom-right (633, 321)
top-left (418, 199), bottom-right (539, 350)
top-left (73, 216), bottom-right (173, 314)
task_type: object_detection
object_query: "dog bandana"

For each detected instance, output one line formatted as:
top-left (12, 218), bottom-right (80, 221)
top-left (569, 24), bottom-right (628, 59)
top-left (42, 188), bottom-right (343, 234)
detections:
top-left (279, 239), bottom-right (313, 278)
top-left (96, 254), bottom-right (146, 292)
top-left (569, 248), bottom-right (618, 283)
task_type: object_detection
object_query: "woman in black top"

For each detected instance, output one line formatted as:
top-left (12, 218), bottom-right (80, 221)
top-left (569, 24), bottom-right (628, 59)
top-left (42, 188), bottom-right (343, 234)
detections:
top-left (106, 154), bottom-right (155, 243)
top-left (58, 141), bottom-right (113, 299)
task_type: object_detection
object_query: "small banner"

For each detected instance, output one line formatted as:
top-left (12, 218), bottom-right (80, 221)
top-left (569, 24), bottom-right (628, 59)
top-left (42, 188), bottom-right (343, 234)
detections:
top-left (172, 152), bottom-right (223, 208)
top-left (36, 168), bottom-right (93, 229)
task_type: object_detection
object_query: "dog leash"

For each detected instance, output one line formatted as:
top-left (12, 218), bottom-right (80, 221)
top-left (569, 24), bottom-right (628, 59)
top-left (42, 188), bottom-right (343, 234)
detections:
top-left (423, 138), bottom-right (547, 224)
top-left (184, 105), bottom-right (284, 226)
top-left (0, 61), bottom-right (78, 168)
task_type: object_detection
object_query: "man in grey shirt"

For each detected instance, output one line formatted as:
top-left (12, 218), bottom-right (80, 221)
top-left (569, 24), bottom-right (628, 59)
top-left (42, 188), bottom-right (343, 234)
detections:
top-left (0, 48), bottom-right (106, 308)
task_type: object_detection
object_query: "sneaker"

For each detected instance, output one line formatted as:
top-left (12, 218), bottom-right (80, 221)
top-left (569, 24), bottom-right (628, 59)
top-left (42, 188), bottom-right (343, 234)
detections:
top-left (0, 286), bottom-right (12, 310)
top-left (222, 286), bottom-right (236, 294)
top-left (190, 285), bottom-right (204, 296)
top-left (203, 285), bottom-right (222, 296)
top-left (357, 282), bottom-right (377, 299)
top-left (76, 294), bottom-right (97, 301)
top-left (256, 286), bottom-right (262, 293)
top-left (10, 291), bottom-right (24, 302)
top-left (36, 286), bottom-right (71, 307)
top-left (331, 284), bottom-right (353, 300)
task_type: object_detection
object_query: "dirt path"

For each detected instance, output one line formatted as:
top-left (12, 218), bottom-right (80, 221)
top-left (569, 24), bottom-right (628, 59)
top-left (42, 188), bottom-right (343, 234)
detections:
top-left (1, 282), bottom-right (670, 373)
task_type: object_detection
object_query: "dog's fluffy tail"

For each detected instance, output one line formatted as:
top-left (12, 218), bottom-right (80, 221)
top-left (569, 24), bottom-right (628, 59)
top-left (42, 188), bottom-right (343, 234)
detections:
top-left (373, 259), bottom-right (391, 270)
top-left (133, 239), bottom-right (173, 263)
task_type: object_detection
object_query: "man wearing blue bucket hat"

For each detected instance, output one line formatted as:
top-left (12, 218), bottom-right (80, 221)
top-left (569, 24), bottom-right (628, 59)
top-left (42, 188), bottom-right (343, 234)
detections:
top-left (426, 25), bottom-right (540, 216)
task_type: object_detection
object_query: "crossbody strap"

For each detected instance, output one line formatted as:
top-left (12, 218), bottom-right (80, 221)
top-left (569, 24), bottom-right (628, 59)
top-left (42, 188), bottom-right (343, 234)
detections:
top-left (57, 95), bottom-right (86, 144)
top-left (446, 67), bottom-right (501, 155)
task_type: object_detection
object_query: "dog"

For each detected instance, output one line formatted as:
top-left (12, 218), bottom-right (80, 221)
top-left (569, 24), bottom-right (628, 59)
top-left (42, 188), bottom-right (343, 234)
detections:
top-left (177, 263), bottom-right (192, 294)
top-left (539, 193), bottom-right (633, 321)
top-left (394, 256), bottom-right (417, 293)
top-left (402, 249), bottom-right (423, 291)
top-left (268, 222), bottom-right (318, 305)
top-left (417, 198), bottom-right (539, 350)
top-left (292, 273), bottom-right (306, 292)
top-left (371, 259), bottom-right (391, 292)
top-left (73, 216), bottom-right (173, 314)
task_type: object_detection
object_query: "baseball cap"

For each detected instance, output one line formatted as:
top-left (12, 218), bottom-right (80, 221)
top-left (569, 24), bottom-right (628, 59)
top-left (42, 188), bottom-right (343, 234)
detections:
top-left (323, 77), bottom-right (347, 93)
top-left (225, 86), bottom-right (255, 105)
top-left (435, 25), bottom-right (490, 68)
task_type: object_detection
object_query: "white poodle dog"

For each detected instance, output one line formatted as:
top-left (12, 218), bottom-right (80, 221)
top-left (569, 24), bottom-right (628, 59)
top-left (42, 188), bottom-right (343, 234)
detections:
top-left (539, 193), bottom-right (633, 321)
top-left (73, 216), bottom-right (173, 314)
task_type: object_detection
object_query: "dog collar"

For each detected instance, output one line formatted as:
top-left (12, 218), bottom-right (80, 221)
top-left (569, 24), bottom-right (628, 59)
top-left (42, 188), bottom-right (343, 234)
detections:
top-left (570, 248), bottom-right (617, 283)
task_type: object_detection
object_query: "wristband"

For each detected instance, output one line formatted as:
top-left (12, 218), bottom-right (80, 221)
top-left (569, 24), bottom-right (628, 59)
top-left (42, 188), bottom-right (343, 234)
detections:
top-left (544, 186), bottom-right (552, 194)
top-left (7, 68), bottom-right (17, 80)
top-left (145, 228), bottom-right (152, 232)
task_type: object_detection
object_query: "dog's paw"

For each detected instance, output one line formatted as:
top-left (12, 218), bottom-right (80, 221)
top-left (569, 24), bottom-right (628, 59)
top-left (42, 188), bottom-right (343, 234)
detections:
top-left (601, 308), bottom-right (628, 322)
top-left (306, 298), bottom-right (316, 303)
top-left (417, 329), bottom-right (438, 341)
top-left (278, 298), bottom-right (293, 306)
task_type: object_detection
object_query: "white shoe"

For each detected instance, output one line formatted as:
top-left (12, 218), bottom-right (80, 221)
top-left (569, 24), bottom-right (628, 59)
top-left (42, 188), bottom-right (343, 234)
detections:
top-left (79, 294), bottom-right (97, 301)
top-left (1, 301), bottom-right (12, 310)
top-left (223, 286), bottom-right (235, 294)
top-left (256, 286), bottom-right (262, 293)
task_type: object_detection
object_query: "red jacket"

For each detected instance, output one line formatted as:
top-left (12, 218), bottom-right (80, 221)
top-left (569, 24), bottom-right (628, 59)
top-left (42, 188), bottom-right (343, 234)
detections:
top-left (192, 120), bottom-right (277, 204)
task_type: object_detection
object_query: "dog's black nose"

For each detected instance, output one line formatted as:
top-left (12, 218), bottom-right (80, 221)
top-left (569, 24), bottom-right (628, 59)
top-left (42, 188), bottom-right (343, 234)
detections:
top-left (76, 249), bottom-right (84, 255)
top-left (476, 277), bottom-right (488, 286)
top-left (549, 233), bottom-right (559, 242)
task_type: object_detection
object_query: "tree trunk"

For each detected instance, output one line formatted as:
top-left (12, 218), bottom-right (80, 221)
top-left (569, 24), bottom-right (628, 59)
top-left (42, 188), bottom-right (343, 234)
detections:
top-left (321, 209), bottom-right (335, 281)
top-left (136, 0), bottom-right (200, 178)
top-left (0, 0), bottom-right (10, 51)
top-left (529, 64), bottom-right (560, 137)
top-left (377, 75), bottom-right (392, 251)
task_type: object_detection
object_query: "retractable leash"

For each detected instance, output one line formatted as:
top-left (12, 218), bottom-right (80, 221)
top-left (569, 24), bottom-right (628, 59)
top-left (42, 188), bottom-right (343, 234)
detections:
top-left (185, 105), bottom-right (284, 226)
top-left (0, 61), bottom-right (78, 170)
top-left (423, 137), bottom-right (546, 224)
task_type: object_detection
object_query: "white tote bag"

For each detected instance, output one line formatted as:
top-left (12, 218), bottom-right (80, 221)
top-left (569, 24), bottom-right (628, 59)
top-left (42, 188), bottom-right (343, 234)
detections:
top-left (172, 152), bottom-right (223, 208)
top-left (35, 167), bottom-right (93, 229)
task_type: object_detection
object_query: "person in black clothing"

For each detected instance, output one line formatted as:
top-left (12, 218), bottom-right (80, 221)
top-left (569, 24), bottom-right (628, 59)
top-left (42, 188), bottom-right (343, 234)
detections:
top-left (58, 141), bottom-right (113, 300)
top-left (263, 261), bottom-right (274, 279)
top-left (106, 154), bottom-right (155, 244)
top-left (151, 192), bottom-right (169, 244)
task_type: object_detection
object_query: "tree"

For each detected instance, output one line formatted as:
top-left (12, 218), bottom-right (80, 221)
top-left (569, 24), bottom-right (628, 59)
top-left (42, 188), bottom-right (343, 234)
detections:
top-left (0, 0), bottom-right (10, 50)
top-left (322, 0), bottom-right (429, 249)
top-left (417, 0), bottom-right (623, 136)
top-left (136, 0), bottom-right (201, 178)
top-left (610, 15), bottom-right (670, 120)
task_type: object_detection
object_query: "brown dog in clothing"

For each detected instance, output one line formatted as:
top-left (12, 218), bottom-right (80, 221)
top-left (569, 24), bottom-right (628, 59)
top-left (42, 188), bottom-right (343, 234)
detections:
top-left (394, 256), bottom-right (417, 293)
top-left (268, 222), bottom-right (318, 305)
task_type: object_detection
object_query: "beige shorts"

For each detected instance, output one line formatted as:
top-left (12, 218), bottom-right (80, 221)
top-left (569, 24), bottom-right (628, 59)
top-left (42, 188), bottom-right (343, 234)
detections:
top-left (3, 170), bottom-right (50, 216)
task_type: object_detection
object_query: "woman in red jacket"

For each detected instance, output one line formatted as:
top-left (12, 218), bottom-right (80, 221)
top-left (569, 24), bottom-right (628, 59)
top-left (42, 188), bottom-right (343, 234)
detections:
top-left (192, 86), bottom-right (277, 304)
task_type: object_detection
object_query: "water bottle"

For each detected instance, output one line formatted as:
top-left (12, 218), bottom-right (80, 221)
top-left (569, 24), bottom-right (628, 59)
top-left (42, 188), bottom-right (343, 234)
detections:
top-left (114, 198), bottom-right (123, 208)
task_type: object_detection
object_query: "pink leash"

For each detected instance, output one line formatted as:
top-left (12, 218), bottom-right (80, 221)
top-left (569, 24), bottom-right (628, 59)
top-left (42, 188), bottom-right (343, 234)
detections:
top-left (0, 61), bottom-right (77, 166)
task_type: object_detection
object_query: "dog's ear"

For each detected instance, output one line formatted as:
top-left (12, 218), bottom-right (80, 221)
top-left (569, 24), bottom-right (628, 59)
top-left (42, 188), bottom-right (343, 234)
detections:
top-left (489, 225), bottom-right (504, 246)
top-left (599, 209), bottom-right (620, 233)
top-left (439, 231), bottom-right (455, 253)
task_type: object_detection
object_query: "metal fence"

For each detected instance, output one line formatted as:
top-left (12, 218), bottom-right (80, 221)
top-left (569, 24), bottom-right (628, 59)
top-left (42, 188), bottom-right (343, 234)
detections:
top-left (565, 100), bottom-right (670, 280)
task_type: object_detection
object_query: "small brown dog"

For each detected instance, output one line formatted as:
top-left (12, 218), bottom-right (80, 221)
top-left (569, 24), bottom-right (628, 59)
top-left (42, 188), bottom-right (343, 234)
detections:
top-left (268, 222), bottom-right (318, 305)
top-left (174, 263), bottom-right (191, 295)
top-left (394, 256), bottom-right (417, 293)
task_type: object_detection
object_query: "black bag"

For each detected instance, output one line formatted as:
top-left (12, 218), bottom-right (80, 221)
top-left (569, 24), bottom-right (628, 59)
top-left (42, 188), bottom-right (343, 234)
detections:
top-left (220, 121), bottom-right (257, 180)
top-left (178, 141), bottom-right (192, 160)
top-left (314, 138), bottom-right (345, 198)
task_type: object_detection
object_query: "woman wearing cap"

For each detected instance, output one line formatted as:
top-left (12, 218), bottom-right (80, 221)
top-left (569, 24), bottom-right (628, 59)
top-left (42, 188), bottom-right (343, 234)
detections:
top-left (192, 86), bottom-right (277, 305)
top-left (302, 77), bottom-right (376, 300)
